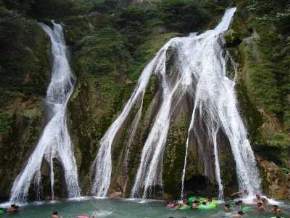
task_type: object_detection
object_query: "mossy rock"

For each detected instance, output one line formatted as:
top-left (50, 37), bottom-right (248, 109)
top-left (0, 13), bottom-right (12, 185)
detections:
top-left (0, 9), bottom-right (50, 96)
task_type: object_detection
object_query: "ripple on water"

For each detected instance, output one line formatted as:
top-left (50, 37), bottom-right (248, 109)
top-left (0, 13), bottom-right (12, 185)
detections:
top-left (92, 210), bottom-right (113, 217)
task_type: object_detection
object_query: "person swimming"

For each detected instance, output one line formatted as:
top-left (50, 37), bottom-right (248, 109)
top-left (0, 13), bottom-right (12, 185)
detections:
top-left (7, 204), bottom-right (19, 214)
top-left (166, 201), bottom-right (177, 208)
top-left (256, 202), bottom-right (266, 212)
top-left (182, 198), bottom-right (189, 206)
top-left (272, 205), bottom-right (282, 215)
top-left (224, 203), bottom-right (231, 212)
top-left (254, 194), bottom-right (262, 203)
top-left (207, 197), bottom-right (213, 203)
top-left (191, 200), bottom-right (200, 209)
top-left (51, 211), bottom-right (60, 218)
top-left (232, 210), bottom-right (245, 218)
top-left (177, 198), bottom-right (189, 208)
top-left (234, 200), bottom-right (243, 210)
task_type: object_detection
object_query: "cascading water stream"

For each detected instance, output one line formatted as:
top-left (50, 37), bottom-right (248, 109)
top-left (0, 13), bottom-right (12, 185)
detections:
top-left (131, 44), bottom-right (188, 198)
top-left (92, 7), bottom-right (261, 199)
top-left (123, 101), bottom-right (143, 177)
top-left (91, 51), bottom-right (160, 197)
top-left (9, 22), bottom-right (80, 203)
top-left (180, 7), bottom-right (261, 199)
top-left (212, 126), bottom-right (223, 200)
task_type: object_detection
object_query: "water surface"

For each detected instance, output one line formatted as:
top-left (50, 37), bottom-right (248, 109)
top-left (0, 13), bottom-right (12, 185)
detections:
top-left (2, 199), bottom-right (290, 218)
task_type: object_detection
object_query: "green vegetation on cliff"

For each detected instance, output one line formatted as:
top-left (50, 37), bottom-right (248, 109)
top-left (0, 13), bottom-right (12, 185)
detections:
top-left (57, 0), bottom-right (221, 196)
top-left (229, 0), bottom-right (290, 147)
top-left (0, 0), bottom-right (289, 200)
top-left (224, 0), bottom-right (290, 199)
top-left (0, 1), bottom-right (52, 199)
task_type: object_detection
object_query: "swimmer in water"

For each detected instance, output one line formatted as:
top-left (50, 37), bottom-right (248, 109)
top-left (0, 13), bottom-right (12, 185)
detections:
top-left (7, 204), bottom-right (19, 214)
top-left (232, 210), bottom-right (245, 218)
top-left (256, 202), bottom-right (266, 212)
top-left (224, 203), bottom-right (231, 212)
top-left (272, 205), bottom-right (282, 215)
top-left (51, 211), bottom-right (60, 218)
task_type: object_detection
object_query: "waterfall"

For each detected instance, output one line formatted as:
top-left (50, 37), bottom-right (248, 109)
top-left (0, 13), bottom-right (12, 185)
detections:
top-left (10, 22), bottom-right (80, 203)
top-left (178, 7), bottom-right (261, 198)
top-left (130, 44), bottom-right (187, 198)
top-left (92, 7), bottom-right (261, 199)
top-left (91, 46), bottom-right (160, 197)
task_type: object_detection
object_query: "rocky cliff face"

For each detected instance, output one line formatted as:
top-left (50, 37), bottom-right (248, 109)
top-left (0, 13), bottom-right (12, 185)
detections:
top-left (0, 0), bottom-right (289, 201)
top-left (0, 3), bottom-right (51, 200)
top-left (226, 0), bottom-right (290, 199)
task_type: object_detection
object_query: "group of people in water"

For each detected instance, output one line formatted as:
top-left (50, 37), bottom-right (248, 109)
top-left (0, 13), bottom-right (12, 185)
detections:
top-left (226, 195), bottom-right (283, 218)
top-left (0, 205), bottom-right (89, 218)
top-left (166, 192), bottom-right (285, 218)
top-left (0, 191), bottom-right (286, 217)
top-left (0, 206), bottom-right (91, 218)
top-left (166, 196), bottom-right (217, 210)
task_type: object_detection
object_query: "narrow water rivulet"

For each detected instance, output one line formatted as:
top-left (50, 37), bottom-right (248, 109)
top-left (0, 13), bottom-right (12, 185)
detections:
top-left (92, 7), bottom-right (261, 199)
top-left (10, 22), bottom-right (80, 203)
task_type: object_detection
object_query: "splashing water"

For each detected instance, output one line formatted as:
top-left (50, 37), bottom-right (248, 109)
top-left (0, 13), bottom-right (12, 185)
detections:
top-left (92, 7), bottom-right (261, 199)
top-left (10, 22), bottom-right (80, 203)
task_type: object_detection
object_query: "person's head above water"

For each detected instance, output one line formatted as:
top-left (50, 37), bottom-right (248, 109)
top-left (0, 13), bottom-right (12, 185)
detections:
top-left (182, 199), bottom-right (187, 204)
top-left (224, 203), bottom-right (231, 212)
top-left (272, 205), bottom-right (282, 214)
top-left (238, 211), bottom-right (245, 216)
top-left (7, 204), bottom-right (19, 213)
top-left (261, 197), bottom-right (268, 203)
top-left (51, 211), bottom-right (59, 218)
top-left (11, 204), bottom-right (19, 208)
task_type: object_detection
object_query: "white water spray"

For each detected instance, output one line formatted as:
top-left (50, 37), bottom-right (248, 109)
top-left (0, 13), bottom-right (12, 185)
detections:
top-left (10, 22), bottom-right (80, 203)
top-left (180, 7), bottom-right (261, 199)
top-left (92, 8), bottom-right (261, 199)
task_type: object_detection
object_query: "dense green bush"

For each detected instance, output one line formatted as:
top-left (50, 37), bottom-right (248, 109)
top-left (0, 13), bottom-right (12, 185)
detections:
top-left (231, 0), bottom-right (290, 148)
top-left (92, 0), bottom-right (124, 13)
top-left (0, 112), bottom-right (12, 133)
top-left (2, 0), bottom-right (32, 14)
top-left (159, 0), bottom-right (211, 33)
top-left (115, 6), bottom-right (147, 50)
top-left (247, 0), bottom-right (289, 16)
top-left (114, 5), bottom-right (157, 53)
top-left (275, 10), bottom-right (290, 35)
top-left (74, 27), bottom-right (130, 76)
top-left (0, 9), bottom-right (49, 95)
top-left (3, 0), bottom-right (93, 18)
